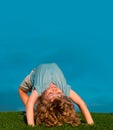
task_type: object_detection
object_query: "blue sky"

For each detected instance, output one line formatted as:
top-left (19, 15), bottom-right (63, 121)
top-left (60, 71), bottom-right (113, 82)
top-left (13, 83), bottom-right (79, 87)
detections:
top-left (0, 0), bottom-right (113, 112)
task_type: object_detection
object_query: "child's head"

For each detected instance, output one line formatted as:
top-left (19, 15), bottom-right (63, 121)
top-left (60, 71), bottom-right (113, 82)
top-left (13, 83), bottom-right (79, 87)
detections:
top-left (43, 83), bottom-right (63, 102)
top-left (35, 93), bottom-right (81, 126)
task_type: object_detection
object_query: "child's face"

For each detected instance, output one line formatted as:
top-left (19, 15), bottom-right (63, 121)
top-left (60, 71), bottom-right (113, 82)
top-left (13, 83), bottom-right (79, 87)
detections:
top-left (44, 83), bottom-right (63, 102)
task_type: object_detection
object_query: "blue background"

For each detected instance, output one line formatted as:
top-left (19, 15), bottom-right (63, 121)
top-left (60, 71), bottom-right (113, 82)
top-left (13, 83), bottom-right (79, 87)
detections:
top-left (0, 0), bottom-right (113, 112)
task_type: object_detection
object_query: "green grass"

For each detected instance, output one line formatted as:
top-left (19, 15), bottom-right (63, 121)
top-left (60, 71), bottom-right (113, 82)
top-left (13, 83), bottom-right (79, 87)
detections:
top-left (0, 112), bottom-right (113, 130)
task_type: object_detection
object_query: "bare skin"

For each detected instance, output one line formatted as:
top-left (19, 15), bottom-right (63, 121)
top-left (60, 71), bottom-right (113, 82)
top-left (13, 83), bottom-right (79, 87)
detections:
top-left (44, 83), bottom-right (63, 102)
top-left (69, 90), bottom-right (94, 125)
top-left (18, 88), bottom-right (29, 106)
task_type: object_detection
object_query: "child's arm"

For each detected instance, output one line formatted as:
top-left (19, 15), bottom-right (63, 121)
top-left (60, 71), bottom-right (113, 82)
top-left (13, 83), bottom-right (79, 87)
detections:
top-left (18, 72), bottom-right (33, 106)
top-left (26, 90), bottom-right (38, 126)
top-left (69, 89), bottom-right (94, 125)
top-left (18, 88), bottom-right (29, 106)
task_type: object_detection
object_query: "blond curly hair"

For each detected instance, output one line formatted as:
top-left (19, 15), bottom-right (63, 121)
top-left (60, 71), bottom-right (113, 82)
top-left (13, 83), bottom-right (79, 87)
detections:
top-left (34, 92), bottom-right (81, 127)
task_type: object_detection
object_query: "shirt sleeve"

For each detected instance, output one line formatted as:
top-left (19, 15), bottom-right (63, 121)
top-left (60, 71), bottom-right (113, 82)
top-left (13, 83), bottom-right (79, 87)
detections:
top-left (19, 71), bottom-right (33, 92)
top-left (63, 84), bottom-right (71, 97)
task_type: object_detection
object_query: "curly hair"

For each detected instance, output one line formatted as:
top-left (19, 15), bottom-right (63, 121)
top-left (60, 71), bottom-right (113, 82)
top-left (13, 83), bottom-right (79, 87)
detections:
top-left (34, 92), bottom-right (81, 127)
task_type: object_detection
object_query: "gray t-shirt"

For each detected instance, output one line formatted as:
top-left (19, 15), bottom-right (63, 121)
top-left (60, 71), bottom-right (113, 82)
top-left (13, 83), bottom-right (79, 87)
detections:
top-left (20, 63), bottom-right (71, 96)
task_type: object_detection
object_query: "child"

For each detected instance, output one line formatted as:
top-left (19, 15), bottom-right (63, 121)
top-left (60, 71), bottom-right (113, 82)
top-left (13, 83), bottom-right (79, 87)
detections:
top-left (18, 63), bottom-right (94, 126)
